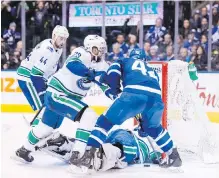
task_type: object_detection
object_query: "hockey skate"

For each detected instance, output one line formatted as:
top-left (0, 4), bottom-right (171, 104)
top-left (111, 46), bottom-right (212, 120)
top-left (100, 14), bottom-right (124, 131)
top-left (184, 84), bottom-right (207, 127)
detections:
top-left (159, 148), bottom-right (182, 168)
top-left (14, 146), bottom-right (34, 163)
top-left (69, 147), bottom-right (103, 174)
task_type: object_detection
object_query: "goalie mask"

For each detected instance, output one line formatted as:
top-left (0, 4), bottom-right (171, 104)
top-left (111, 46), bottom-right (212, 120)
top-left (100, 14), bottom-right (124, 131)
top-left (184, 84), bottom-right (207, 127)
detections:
top-left (84, 35), bottom-right (107, 62)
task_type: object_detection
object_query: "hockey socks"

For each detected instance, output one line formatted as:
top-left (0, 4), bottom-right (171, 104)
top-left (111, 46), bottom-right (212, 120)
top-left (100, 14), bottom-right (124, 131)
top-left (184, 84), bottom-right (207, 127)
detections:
top-left (87, 115), bottom-right (114, 148)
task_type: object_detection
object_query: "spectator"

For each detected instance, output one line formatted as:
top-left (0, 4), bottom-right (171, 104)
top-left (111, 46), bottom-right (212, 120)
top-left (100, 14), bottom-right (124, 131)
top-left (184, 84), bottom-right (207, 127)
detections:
top-left (163, 45), bottom-right (174, 61)
top-left (192, 46), bottom-right (207, 70)
top-left (3, 22), bottom-right (21, 51)
top-left (200, 34), bottom-right (208, 53)
top-left (1, 1), bottom-right (16, 34)
top-left (127, 34), bottom-right (140, 55)
top-left (1, 39), bottom-right (9, 69)
top-left (108, 43), bottom-right (124, 62)
top-left (183, 29), bottom-right (200, 51)
top-left (213, 4), bottom-right (219, 26)
top-left (200, 18), bottom-right (209, 36)
top-left (15, 41), bottom-right (22, 53)
top-left (211, 50), bottom-right (219, 70)
top-left (143, 42), bottom-right (151, 61)
top-left (190, 10), bottom-right (201, 29)
top-left (177, 35), bottom-right (184, 54)
top-left (180, 19), bottom-right (191, 39)
top-left (32, 1), bottom-right (48, 47)
top-left (150, 45), bottom-right (160, 61)
top-left (178, 48), bottom-right (190, 62)
top-left (69, 44), bottom-right (77, 54)
top-left (189, 45), bottom-right (198, 62)
top-left (8, 50), bottom-right (21, 69)
top-left (46, 1), bottom-right (61, 28)
top-left (212, 21), bottom-right (219, 49)
top-left (145, 17), bottom-right (167, 45)
top-left (213, 18), bottom-right (219, 32)
top-left (201, 7), bottom-right (209, 21)
top-left (112, 33), bottom-right (129, 54)
top-left (157, 33), bottom-right (173, 58)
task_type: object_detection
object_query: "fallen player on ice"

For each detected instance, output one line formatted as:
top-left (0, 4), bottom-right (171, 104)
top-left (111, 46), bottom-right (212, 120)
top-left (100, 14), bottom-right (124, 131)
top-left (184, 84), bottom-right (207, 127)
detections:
top-left (37, 126), bottom-right (162, 173)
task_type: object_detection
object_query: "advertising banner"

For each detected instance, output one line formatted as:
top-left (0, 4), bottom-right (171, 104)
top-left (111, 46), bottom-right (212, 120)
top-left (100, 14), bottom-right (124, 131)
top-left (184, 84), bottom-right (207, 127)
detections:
top-left (69, 2), bottom-right (163, 27)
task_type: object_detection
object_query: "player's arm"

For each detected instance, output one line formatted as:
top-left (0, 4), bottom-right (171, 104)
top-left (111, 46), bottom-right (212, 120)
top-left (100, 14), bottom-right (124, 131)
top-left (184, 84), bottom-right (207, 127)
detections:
top-left (99, 61), bottom-right (122, 99)
top-left (30, 48), bottom-right (53, 94)
top-left (65, 56), bottom-right (97, 81)
top-left (100, 61), bottom-right (122, 91)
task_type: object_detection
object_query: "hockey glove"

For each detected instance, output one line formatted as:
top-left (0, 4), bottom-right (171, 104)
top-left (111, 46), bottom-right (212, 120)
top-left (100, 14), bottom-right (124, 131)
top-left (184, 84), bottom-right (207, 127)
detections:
top-left (86, 70), bottom-right (105, 82)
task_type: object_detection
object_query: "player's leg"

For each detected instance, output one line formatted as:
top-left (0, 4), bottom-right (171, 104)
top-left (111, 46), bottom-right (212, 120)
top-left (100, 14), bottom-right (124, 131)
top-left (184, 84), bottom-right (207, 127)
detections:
top-left (15, 108), bottom-right (64, 162)
top-left (73, 106), bottom-right (99, 157)
top-left (86, 92), bottom-right (147, 148)
top-left (69, 92), bottom-right (147, 168)
top-left (18, 80), bottom-right (43, 111)
top-left (45, 91), bottom-right (87, 121)
top-left (18, 80), bottom-right (44, 126)
top-left (45, 90), bottom-right (99, 156)
top-left (141, 95), bottom-right (182, 167)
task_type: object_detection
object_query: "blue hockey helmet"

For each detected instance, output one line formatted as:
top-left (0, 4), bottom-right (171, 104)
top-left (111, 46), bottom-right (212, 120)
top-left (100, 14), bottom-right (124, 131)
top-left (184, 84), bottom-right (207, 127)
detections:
top-left (129, 48), bottom-right (146, 61)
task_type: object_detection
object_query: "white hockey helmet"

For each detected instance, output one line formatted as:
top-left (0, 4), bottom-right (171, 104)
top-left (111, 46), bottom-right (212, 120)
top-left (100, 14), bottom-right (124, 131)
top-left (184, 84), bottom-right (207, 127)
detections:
top-left (84, 35), bottom-right (107, 57)
top-left (52, 25), bottom-right (69, 39)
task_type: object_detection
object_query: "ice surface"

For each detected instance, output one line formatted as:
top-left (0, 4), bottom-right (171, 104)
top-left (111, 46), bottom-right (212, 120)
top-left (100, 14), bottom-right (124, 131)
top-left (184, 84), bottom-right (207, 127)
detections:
top-left (1, 113), bottom-right (219, 178)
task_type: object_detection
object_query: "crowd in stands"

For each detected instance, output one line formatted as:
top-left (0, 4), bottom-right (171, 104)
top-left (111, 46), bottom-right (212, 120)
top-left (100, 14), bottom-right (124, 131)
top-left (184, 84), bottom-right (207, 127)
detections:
top-left (107, 4), bottom-right (219, 71)
top-left (1, 1), bottom-right (219, 71)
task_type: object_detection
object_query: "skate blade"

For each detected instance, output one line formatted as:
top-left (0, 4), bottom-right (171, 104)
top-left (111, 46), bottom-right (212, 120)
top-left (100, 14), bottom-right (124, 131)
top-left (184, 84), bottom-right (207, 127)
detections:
top-left (10, 154), bottom-right (31, 164)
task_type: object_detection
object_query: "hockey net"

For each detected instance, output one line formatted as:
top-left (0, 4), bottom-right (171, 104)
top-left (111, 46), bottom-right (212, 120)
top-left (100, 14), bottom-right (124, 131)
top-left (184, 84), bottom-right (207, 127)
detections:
top-left (148, 60), bottom-right (219, 164)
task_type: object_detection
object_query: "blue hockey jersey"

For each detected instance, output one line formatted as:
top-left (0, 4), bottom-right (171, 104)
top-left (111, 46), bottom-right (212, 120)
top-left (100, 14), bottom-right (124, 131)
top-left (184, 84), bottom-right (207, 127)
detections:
top-left (101, 57), bottom-right (161, 97)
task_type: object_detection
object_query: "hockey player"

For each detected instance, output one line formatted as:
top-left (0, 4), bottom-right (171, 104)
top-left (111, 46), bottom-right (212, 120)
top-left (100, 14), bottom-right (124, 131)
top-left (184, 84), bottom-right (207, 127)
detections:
top-left (14, 35), bottom-right (109, 163)
top-left (69, 48), bottom-right (182, 171)
top-left (16, 25), bottom-right (69, 125)
top-left (37, 125), bottom-right (161, 172)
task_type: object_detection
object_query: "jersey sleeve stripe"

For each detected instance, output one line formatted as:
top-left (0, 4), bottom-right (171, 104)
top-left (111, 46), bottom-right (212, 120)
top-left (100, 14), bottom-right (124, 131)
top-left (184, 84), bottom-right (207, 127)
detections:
top-left (124, 85), bottom-right (161, 95)
top-left (66, 57), bottom-right (82, 64)
top-left (107, 69), bottom-right (121, 75)
top-left (110, 63), bottom-right (121, 68)
top-left (17, 66), bottom-right (31, 78)
top-left (48, 77), bottom-right (84, 99)
top-left (31, 66), bottom-right (44, 76)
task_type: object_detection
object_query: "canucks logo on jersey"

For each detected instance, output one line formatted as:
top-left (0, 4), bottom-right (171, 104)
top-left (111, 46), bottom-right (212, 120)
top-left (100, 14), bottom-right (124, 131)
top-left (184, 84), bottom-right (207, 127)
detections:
top-left (76, 78), bottom-right (92, 91)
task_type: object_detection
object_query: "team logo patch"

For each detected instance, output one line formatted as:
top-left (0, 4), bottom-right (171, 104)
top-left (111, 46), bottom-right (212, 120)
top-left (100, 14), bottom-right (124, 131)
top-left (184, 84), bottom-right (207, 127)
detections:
top-left (76, 78), bottom-right (92, 91)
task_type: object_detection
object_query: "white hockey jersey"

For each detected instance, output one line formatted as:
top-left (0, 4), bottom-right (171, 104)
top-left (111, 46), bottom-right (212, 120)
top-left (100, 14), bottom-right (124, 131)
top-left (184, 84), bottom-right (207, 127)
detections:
top-left (47, 47), bottom-right (109, 98)
top-left (17, 39), bottom-right (62, 83)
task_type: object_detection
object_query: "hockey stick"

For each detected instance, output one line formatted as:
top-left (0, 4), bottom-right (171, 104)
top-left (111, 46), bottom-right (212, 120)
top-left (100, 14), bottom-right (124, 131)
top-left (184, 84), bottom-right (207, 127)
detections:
top-left (29, 106), bottom-right (45, 125)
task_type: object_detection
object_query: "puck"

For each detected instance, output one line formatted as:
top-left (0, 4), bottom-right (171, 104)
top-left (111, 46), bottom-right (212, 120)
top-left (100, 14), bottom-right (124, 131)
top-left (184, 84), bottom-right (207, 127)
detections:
top-left (144, 164), bottom-right (150, 167)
